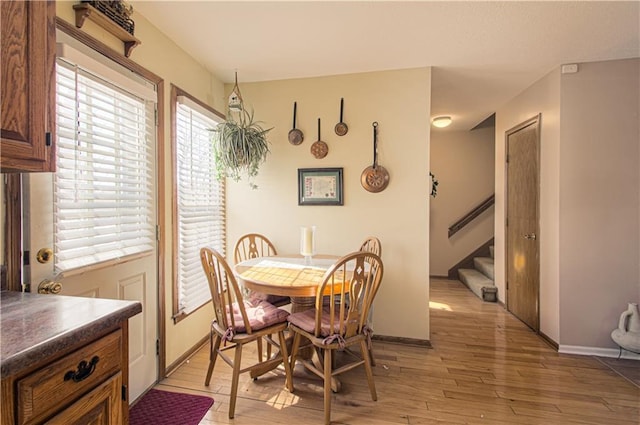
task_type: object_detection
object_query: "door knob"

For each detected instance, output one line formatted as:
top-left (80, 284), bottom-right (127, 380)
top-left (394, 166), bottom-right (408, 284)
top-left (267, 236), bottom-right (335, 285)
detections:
top-left (36, 248), bottom-right (53, 263)
top-left (523, 233), bottom-right (537, 240)
top-left (38, 279), bottom-right (62, 294)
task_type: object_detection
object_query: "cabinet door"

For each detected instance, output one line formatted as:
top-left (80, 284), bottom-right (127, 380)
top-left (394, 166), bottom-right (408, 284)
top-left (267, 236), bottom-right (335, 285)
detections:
top-left (0, 0), bottom-right (56, 172)
top-left (45, 373), bottom-right (123, 425)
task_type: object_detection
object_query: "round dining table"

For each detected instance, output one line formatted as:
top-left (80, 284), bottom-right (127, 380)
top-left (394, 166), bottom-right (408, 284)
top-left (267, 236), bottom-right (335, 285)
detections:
top-left (233, 254), bottom-right (340, 313)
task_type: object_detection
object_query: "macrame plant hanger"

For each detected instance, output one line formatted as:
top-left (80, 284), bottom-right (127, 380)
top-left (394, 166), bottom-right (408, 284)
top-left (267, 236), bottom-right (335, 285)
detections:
top-left (228, 71), bottom-right (243, 111)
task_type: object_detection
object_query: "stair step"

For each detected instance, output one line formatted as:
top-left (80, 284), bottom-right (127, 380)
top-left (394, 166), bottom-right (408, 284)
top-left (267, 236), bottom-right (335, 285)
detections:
top-left (490, 245), bottom-right (494, 259)
top-left (458, 268), bottom-right (497, 302)
top-left (474, 257), bottom-right (494, 280)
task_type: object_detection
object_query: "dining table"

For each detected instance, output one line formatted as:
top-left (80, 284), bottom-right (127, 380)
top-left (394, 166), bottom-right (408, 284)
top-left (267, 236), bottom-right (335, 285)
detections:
top-left (234, 254), bottom-right (340, 312)
top-left (233, 254), bottom-right (344, 389)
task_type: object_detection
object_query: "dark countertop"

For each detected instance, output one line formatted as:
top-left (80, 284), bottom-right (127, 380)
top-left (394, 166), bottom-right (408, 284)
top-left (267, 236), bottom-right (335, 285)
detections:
top-left (1, 291), bottom-right (142, 378)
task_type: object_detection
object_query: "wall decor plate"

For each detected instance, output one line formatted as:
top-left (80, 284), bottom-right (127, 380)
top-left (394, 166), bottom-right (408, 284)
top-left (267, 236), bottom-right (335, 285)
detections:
top-left (311, 118), bottom-right (328, 158)
top-left (288, 101), bottom-right (304, 145)
top-left (361, 121), bottom-right (389, 192)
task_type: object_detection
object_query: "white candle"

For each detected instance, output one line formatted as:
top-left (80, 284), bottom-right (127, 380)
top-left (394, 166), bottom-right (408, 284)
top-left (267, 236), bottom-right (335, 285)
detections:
top-left (300, 226), bottom-right (315, 256)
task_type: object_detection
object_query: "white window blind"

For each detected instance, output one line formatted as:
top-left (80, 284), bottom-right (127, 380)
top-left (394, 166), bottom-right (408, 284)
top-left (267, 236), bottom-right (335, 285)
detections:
top-left (176, 96), bottom-right (226, 316)
top-left (54, 59), bottom-right (155, 273)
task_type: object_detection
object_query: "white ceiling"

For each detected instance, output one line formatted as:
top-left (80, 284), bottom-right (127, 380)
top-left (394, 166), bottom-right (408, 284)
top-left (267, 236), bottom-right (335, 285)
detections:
top-left (131, 1), bottom-right (639, 131)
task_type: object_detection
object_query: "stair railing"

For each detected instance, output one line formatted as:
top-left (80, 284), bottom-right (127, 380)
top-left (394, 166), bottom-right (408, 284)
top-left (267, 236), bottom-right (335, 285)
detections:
top-left (448, 194), bottom-right (495, 238)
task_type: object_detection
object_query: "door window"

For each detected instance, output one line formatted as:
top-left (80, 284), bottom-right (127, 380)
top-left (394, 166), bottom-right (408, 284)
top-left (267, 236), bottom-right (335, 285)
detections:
top-left (55, 58), bottom-right (156, 274)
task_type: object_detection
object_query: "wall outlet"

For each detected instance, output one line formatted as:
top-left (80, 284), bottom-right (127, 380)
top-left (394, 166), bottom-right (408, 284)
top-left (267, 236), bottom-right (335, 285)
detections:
top-left (561, 64), bottom-right (579, 74)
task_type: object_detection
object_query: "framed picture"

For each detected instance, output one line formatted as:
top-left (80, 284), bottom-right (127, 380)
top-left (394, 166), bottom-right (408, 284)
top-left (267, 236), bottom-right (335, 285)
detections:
top-left (298, 168), bottom-right (344, 206)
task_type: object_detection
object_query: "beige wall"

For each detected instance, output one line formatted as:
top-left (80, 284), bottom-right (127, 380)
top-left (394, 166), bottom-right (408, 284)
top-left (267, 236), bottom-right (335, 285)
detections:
top-left (429, 127), bottom-right (495, 277)
top-left (496, 58), bottom-right (640, 350)
top-left (559, 58), bottom-right (639, 349)
top-left (225, 69), bottom-right (431, 340)
top-left (56, 2), bottom-right (226, 367)
top-left (495, 68), bottom-right (561, 342)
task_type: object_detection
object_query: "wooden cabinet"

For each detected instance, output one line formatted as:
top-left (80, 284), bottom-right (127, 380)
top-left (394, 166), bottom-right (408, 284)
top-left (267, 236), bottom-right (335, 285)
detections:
top-left (2, 329), bottom-right (129, 425)
top-left (15, 331), bottom-right (123, 424)
top-left (0, 0), bottom-right (56, 172)
top-left (1, 292), bottom-right (141, 425)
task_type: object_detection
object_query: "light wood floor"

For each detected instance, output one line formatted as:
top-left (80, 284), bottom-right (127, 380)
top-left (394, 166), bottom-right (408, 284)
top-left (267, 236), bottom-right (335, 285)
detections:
top-left (154, 278), bottom-right (639, 424)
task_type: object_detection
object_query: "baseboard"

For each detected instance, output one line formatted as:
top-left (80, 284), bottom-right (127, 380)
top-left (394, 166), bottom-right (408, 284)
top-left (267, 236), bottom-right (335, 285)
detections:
top-left (165, 334), bottom-right (209, 377)
top-left (429, 275), bottom-right (450, 280)
top-left (372, 334), bottom-right (432, 348)
top-left (539, 331), bottom-right (559, 350)
top-left (559, 344), bottom-right (640, 360)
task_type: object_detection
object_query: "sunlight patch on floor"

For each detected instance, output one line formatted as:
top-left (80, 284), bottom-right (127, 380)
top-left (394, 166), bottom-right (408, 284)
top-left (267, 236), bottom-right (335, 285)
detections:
top-left (266, 389), bottom-right (300, 409)
top-left (429, 301), bottom-right (452, 311)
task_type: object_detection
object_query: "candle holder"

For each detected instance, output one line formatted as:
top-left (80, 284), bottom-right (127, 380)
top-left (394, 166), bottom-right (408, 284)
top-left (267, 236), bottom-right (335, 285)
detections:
top-left (300, 226), bottom-right (316, 265)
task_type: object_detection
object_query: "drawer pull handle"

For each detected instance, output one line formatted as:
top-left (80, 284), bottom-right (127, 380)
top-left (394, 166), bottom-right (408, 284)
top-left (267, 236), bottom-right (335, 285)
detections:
top-left (64, 356), bottom-right (99, 382)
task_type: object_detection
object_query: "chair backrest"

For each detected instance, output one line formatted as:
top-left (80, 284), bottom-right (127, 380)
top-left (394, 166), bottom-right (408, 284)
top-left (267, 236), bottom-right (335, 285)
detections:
top-left (359, 237), bottom-right (382, 258)
top-left (234, 233), bottom-right (278, 264)
top-left (200, 247), bottom-right (254, 334)
top-left (313, 251), bottom-right (384, 339)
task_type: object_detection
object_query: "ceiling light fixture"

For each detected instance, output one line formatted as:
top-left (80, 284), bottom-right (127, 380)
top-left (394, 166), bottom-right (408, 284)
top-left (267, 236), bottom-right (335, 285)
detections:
top-left (432, 116), bottom-right (452, 128)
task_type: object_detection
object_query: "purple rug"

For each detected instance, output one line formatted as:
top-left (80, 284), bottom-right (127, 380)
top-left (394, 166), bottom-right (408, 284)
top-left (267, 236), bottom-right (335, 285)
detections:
top-left (130, 389), bottom-right (214, 425)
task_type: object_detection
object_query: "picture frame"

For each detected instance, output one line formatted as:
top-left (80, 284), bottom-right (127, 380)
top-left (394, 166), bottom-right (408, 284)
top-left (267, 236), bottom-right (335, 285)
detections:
top-left (298, 168), bottom-right (344, 206)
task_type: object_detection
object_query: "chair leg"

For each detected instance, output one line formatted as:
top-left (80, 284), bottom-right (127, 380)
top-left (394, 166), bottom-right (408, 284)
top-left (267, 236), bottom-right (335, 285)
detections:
top-left (205, 333), bottom-right (221, 386)
top-left (360, 339), bottom-right (377, 401)
top-left (369, 343), bottom-right (376, 367)
top-left (324, 348), bottom-right (332, 425)
top-left (290, 332), bottom-right (301, 365)
top-left (289, 332), bottom-right (302, 392)
top-left (257, 337), bottom-right (264, 362)
top-left (228, 343), bottom-right (244, 419)
top-left (267, 334), bottom-right (273, 359)
top-left (278, 330), bottom-right (293, 393)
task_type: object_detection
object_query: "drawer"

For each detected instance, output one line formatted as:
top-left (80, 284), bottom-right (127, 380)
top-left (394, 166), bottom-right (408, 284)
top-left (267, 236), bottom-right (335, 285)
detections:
top-left (16, 330), bottom-right (122, 425)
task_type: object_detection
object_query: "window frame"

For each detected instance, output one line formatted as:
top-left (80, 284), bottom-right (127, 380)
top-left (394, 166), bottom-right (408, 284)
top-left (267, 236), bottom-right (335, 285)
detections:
top-left (170, 84), bottom-right (226, 323)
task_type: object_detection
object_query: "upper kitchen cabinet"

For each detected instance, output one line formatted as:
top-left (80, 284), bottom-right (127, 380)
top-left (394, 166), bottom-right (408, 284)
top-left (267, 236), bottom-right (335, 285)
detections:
top-left (1, 0), bottom-right (56, 173)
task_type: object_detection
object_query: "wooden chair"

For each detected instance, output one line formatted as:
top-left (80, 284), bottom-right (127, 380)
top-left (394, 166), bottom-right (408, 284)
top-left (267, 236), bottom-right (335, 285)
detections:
top-left (234, 232), bottom-right (278, 262)
top-left (287, 251), bottom-right (384, 425)
top-left (234, 233), bottom-right (291, 360)
top-left (359, 236), bottom-right (382, 258)
top-left (234, 233), bottom-right (291, 307)
top-left (200, 247), bottom-right (293, 419)
top-left (359, 236), bottom-right (382, 365)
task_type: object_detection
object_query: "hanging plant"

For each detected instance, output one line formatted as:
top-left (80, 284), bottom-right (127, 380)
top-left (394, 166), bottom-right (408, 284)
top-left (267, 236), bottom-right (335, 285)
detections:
top-left (212, 108), bottom-right (271, 189)
top-left (210, 72), bottom-right (271, 189)
top-left (430, 172), bottom-right (439, 197)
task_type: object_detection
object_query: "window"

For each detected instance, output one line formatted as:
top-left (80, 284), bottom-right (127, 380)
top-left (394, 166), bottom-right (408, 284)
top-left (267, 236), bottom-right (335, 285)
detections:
top-left (54, 46), bottom-right (156, 274)
top-left (172, 86), bottom-right (226, 320)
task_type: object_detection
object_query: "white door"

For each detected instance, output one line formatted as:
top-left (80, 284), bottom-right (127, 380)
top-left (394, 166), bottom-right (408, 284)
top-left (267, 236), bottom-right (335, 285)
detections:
top-left (27, 194), bottom-right (158, 403)
top-left (25, 52), bottom-right (159, 402)
top-left (27, 175), bottom-right (158, 401)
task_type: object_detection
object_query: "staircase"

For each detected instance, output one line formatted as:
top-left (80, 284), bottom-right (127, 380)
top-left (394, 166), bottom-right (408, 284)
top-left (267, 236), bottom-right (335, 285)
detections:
top-left (458, 245), bottom-right (497, 302)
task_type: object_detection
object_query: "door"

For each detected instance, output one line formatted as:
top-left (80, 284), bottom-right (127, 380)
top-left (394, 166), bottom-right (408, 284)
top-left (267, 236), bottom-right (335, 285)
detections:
top-left (505, 115), bottom-right (540, 331)
top-left (27, 174), bottom-right (158, 404)
top-left (26, 49), bottom-right (159, 401)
